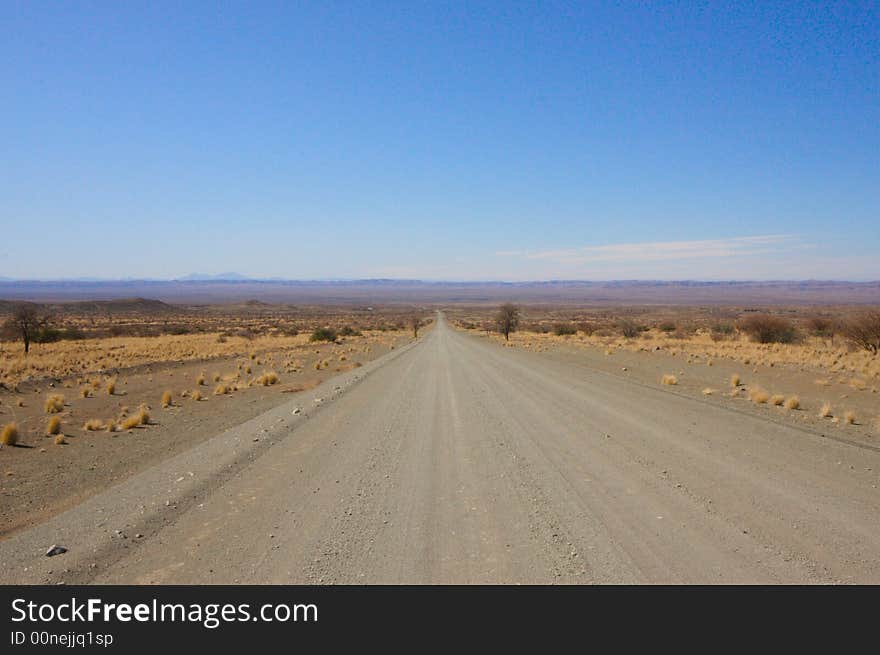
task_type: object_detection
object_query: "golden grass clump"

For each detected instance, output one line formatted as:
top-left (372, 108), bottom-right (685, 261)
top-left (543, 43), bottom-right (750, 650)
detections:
top-left (191, 389), bottom-right (203, 401)
top-left (46, 416), bottom-right (61, 435)
top-left (844, 410), bottom-right (856, 425)
top-left (213, 373), bottom-right (221, 383)
top-left (783, 396), bottom-right (800, 410)
top-left (106, 379), bottom-right (116, 395)
top-left (54, 434), bottom-right (66, 445)
top-left (44, 393), bottom-right (65, 414)
top-left (120, 415), bottom-right (141, 430)
top-left (106, 420), bottom-right (118, 432)
top-left (256, 371), bottom-right (280, 386)
top-left (701, 388), bottom-right (714, 395)
top-left (161, 390), bottom-right (172, 408)
top-left (748, 387), bottom-right (770, 404)
top-left (661, 374), bottom-right (678, 386)
top-left (137, 405), bottom-right (150, 425)
top-left (819, 402), bottom-right (833, 418)
top-left (80, 386), bottom-right (91, 398)
top-left (214, 383), bottom-right (231, 395)
top-left (770, 394), bottom-right (785, 406)
top-left (196, 373), bottom-right (206, 386)
top-left (1, 422), bottom-right (19, 446)
top-left (83, 419), bottom-right (104, 431)
top-left (730, 373), bottom-right (741, 388)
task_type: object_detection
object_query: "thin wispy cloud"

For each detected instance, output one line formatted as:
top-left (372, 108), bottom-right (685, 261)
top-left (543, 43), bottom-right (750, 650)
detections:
top-left (497, 235), bottom-right (805, 265)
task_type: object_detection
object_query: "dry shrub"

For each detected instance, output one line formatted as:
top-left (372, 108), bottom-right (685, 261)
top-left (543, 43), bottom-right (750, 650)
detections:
top-left (819, 403), bottom-right (833, 418)
top-left (106, 379), bottom-right (116, 395)
top-left (191, 389), bottom-right (203, 401)
top-left (213, 373), bottom-right (221, 383)
top-left (661, 374), bottom-right (678, 386)
top-left (841, 311), bottom-right (880, 354)
top-left (83, 419), bottom-right (104, 431)
top-left (770, 394), bottom-right (785, 406)
top-left (54, 434), bottom-right (66, 445)
top-left (730, 373), bottom-right (741, 388)
top-left (214, 383), bottom-right (231, 395)
top-left (44, 394), bottom-right (65, 414)
top-left (844, 410), bottom-right (857, 425)
top-left (618, 319), bottom-right (639, 339)
top-left (161, 390), bottom-right (172, 408)
top-left (106, 420), bottom-right (117, 433)
top-left (783, 396), bottom-right (800, 410)
top-left (46, 416), bottom-right (61, 435)
top-left (738, 315), bottom-right (798, 344)
top-left (80, 386), bottom-right (91, 398)
top-left (196, 373), bottom-right (206, 386)
top-left (1, 422), bottom-right (19, 446)
top-left (137, 405), bottom-right (150, 425)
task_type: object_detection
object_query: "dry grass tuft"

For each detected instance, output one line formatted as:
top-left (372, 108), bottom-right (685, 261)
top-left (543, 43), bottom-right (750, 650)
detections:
top-left (120, 415), bottom-right (141, 430)
top-left (256, 371), bottom-right (280, 386)
top-left (161, 390), bottom-right (172, 408)
top-left (730, 373), bottom-right (741, 388)
top-left (83, 419), bottom-right (104, 431)
top-left (196, 373), bottom-right (206, 386)
top-left (16, 398), bottom-right (25, 407)
top-left (214, 383), bottom-right (231, 395)
top-left (819, 402), bottom-right (833, 418)
top-left (106, 420), bottom-right (117, 432)
top-left (844, 410), bottom-right (857, 425)
top-left (783, 396), bottom-right (800, 410)
top-left (770, 394), bottom-right (785, 406)
top-left (701, 387), bottom-right (714, 395)
top-left (748, 387), bottom-right (770, 404)
top-left (213, 373), bottom-right (221, 383)
top-left (44, 394), bottom-right (65, 414)
top-left (54, 434), bottom-right (66, 445)
top-left (46, 416), bottom-right (61, 435)
top-left (106, 379), bottom-right (116, 395)
top-left (190, 389), bottom-right (203, 401)
top-left (80, 386), bottom-right (91, 398)
top-left (661, 374), bottom-right (678, 386)
top-left (137, 405), bottom-right (150, 425)
top-left (1, 422), bottom-right (19, 446)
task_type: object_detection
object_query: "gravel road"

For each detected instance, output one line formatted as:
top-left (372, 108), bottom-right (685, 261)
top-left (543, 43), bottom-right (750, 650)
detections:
top-left (2, 313), bottom-right (879, 584)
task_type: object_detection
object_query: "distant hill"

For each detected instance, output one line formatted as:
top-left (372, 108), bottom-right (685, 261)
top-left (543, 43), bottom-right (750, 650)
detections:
top-left (1, 279), bottom-right (878, 306)
top-left (0, 297), bottom-right (179, 315)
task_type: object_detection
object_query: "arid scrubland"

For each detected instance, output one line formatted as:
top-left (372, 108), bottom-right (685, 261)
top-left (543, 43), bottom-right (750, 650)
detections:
top-left (451, 305), bottom-right (880, 439)
top-left (0, 300), bottom-right (425, 535)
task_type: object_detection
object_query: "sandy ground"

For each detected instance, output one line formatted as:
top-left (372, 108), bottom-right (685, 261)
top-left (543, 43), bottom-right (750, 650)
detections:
top-left (485, 333), bottom-right (880, 447)
top-left (0, 331), bottom-right (410, 536)
top-left (1, 314), bottom-right (879, 584)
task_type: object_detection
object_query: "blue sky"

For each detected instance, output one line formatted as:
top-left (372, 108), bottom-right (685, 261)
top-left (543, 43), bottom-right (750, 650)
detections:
top-left (2, 1), bottom-right (878, 280)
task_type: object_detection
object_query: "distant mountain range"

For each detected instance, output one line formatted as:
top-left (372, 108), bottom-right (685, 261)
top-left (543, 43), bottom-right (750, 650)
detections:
top-left (0, 278), bottom-right (878, 306)
top-left (176, 273), bottom-right (251, 281)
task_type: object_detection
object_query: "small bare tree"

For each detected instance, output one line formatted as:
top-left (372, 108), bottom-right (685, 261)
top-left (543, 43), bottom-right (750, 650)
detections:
top-left (841, 311), bottom-right (880, 355)
top-left (411, 316), bottom-right (424, 337)
top-left (495, 304), bottom-right (520, 341)
top-left (1, 304), bottom-right (49, 355)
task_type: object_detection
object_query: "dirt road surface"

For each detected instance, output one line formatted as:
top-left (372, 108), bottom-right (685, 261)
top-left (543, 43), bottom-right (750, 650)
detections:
top-left (2, 314), bottom-right (879, 584)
